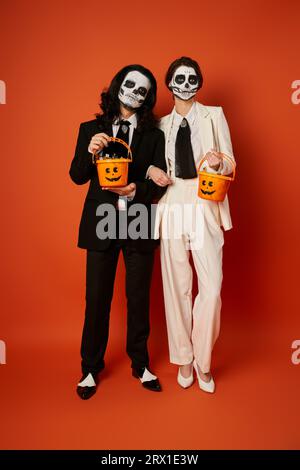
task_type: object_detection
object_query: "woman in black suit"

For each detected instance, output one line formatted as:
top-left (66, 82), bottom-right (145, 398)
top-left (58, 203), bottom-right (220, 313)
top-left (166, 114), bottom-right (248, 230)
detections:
top-left (70, 64), bottom-right (167, 399)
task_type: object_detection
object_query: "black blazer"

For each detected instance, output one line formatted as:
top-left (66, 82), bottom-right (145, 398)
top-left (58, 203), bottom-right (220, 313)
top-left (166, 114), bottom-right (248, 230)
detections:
top-left (69, 118), bottom-right (166, 252)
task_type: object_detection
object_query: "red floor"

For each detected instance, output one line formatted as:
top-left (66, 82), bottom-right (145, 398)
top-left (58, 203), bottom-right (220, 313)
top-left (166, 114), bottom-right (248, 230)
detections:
top-left (1, 315), bottom-right (299, 450)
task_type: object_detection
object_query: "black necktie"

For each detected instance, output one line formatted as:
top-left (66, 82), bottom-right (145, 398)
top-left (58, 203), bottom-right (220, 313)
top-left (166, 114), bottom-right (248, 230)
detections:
top-left (116, 120), bottom-right (130, 144)
top-left (107, 120), bottom-right (131, 158)
top-left (175, 118), bottom-right (197, 179)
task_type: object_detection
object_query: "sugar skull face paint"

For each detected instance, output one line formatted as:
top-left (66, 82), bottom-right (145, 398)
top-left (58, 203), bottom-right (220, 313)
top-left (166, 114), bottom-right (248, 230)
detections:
top-left (169, 65), bottom-right (200, 100)
top-left (118, 71), bottom-right (151, 109)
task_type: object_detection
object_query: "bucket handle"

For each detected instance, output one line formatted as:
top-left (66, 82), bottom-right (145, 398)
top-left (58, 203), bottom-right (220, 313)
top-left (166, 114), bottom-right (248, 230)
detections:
top-left (93, 136), bottom-right (132, 162)
top-left (198, 152), bottom-right (236, 180)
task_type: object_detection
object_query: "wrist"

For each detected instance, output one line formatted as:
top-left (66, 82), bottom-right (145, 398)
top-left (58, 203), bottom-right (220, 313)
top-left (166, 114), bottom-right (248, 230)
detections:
top-left (127, 189), bottom-right (136, 201)
top-left (146, 165), bottom-right (154, 179)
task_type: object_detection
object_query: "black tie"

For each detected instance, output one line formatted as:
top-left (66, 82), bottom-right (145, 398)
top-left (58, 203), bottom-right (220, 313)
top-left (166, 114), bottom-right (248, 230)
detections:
top-left (116, 120), bottom-right (130, 144)
top-left (107, 120), bottom-right (131, 158)
top-left (175, 118), bottom-right (197, 179)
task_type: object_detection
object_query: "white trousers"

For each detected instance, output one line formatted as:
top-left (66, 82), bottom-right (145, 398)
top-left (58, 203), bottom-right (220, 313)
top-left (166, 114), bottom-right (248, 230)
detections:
top-left (159, 178), bottom-right (224, 373)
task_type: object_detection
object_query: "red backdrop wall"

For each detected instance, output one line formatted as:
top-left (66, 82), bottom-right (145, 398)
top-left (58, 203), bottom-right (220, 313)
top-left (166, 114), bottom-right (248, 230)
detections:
top-left (0, 0), bottom-right (299, 450)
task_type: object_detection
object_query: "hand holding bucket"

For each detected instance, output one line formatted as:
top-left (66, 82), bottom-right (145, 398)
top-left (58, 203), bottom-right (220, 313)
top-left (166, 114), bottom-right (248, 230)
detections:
top-left (198, 152), bottom-right (236, 202)
top-left (93, 137), bottom-right (132, 188)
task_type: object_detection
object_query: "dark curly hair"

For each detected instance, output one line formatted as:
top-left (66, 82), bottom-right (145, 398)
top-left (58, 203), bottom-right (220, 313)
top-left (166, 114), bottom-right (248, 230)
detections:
top-left (165, 56), bottom-right (203, 90)
top-left (96, 64), bottom-right (158, 131)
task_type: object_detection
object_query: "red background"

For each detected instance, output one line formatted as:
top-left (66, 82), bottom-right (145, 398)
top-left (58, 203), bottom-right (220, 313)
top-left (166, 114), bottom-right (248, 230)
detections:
top-left (0, 0), bottom-right (299, 449)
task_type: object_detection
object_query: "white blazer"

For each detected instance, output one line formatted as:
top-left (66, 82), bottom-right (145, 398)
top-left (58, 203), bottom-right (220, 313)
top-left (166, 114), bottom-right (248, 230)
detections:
top-left (156, 102), bottom-right (235, 233)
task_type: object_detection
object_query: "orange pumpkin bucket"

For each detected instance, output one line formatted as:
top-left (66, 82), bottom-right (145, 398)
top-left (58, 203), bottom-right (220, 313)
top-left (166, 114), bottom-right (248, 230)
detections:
top-left (94, 137), bottom-right (132, 188)
top-left (198, 153), bottom-right (236, 202)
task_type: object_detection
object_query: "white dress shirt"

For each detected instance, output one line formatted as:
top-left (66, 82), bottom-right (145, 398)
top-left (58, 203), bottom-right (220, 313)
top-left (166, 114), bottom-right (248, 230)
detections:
top-left (112, 113), bottom-right (137, 146)
top-left (147, 102), bottom-right (224, 181)
top-left (88, 113), bottom-right (137, 154)
top-left (147, 106), bottom-right (193, 180)
top-left (169, 102), bottom-right (201, 175)
top-left (167, 102), bottom-right (223, 176)
top-left (112, 114), bottom-right (137, 208)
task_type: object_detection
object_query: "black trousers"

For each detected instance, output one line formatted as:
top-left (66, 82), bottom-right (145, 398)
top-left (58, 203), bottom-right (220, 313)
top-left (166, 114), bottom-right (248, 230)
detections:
top-left (80, 241), bottom-right (155, 375)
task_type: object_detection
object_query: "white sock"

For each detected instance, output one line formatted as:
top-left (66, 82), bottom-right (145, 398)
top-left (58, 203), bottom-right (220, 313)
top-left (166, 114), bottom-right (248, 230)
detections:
top-left (78, 373), bottom-right (96, 387)
top-left (140, 368), bottom-right (157, 383)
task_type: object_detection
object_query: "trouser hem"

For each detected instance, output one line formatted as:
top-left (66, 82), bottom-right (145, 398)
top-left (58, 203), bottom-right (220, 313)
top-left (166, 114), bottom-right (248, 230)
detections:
top-left (169, 355), bottom-right (194, 366)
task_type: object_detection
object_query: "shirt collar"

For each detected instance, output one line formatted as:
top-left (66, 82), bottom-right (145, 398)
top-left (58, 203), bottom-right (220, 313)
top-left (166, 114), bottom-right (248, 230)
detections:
top-left (173, 101), bottom-right (196, 127)
top-left (114, 113), bottom-right (137, 129)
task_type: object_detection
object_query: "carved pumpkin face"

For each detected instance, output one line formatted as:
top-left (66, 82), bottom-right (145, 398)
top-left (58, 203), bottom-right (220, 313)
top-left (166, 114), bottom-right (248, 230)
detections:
top-left (105, 165), bottom-right (121, 182)
top-left (198, 171), bottom-right (231, 202)
top-left (200, 178), bottom-right (216, 196)
top-left (97, 160), bottom-right (129, 188)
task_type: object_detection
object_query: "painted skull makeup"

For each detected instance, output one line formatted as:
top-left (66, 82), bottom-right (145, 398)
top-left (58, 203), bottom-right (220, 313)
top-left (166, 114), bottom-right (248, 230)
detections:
top-left (169, 65), bottom-right (200, 101)
top-left (118, 71), bottom-right (151, 109)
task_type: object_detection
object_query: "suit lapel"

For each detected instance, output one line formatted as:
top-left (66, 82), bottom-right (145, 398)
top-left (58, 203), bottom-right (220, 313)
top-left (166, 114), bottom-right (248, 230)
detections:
top-left (195, 102), bottom-right (216, 153)
top-left (162, 104), bottom-right (215, 175)
top-left (96, 118), bottom-right (113, 136)
top-left (130, 128), bottom-right (142, 158)
top-left (163, 109), bottom-right (176, 175)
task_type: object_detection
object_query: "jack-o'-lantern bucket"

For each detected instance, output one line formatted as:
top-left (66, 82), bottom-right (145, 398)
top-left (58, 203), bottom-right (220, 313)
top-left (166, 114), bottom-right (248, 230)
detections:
top-left (94, 137), bottom-right (132, 187)
top-left (198, 153), bottom-right (236, 202)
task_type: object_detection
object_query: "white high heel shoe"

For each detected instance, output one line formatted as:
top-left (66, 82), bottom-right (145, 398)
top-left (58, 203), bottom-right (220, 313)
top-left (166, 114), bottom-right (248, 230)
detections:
top-left (177, 367), bottom-right (194, 389)
top-left (193, 360), bottom-right (215, 393)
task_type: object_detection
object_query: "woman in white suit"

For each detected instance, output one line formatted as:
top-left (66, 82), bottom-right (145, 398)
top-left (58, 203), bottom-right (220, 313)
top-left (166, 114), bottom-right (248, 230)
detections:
top-left (148, 57), bottom-right (235, 393)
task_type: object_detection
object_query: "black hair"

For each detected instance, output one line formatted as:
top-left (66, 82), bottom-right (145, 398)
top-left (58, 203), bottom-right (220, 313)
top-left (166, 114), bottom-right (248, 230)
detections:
top-left (165, 56), bottom-right (203, 90)
top-left (96, 64), bottom-right (158, 131)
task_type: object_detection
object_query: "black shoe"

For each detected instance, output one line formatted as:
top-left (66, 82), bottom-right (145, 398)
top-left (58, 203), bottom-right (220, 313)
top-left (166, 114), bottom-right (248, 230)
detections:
top-left (76, 373), bottom-right (98, 400)
top-left (132, 367), bottom-right (162, 392)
